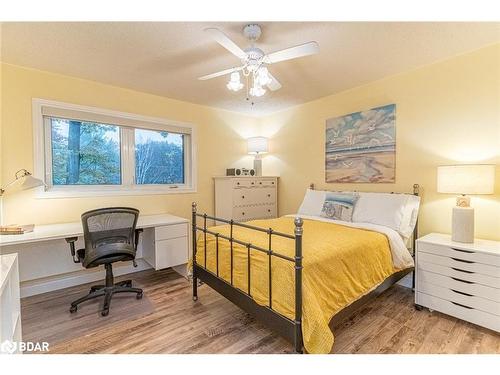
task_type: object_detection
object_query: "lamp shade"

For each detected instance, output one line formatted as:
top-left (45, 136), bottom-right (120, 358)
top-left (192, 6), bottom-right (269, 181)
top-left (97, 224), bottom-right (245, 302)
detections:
top-left (247, 137), bottom-right (269, 154)
top-left (437, 164), bottom-right (495, 194)
top-left (20, 175), bottom-right (45, 191)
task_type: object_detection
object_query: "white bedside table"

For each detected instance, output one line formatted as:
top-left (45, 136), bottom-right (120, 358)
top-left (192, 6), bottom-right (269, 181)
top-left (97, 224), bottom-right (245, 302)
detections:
top-left (415, 233), bottom-right (500, 332)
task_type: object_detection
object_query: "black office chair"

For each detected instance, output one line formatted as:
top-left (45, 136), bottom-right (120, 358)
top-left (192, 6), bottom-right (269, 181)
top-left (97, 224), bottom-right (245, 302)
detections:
top-left (65, 207), bottom-right (143, 316)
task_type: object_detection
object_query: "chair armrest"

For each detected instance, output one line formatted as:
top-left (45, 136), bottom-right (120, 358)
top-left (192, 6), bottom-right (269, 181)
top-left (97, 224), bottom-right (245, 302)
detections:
top-left (134, 228), bottom-right (143, 251)
top-left (65, 237), bottom-right (81, 263)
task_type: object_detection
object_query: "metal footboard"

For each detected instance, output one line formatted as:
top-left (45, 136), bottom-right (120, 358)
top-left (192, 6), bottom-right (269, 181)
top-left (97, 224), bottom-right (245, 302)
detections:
top-left (191, 202), bottom-right (304, 353)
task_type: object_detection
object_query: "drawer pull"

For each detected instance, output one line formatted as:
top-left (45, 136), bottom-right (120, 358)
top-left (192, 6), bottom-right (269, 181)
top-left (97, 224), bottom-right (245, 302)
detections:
top-left (451, 277), bottom-right (474, 284)
top-left (242, 212), bottom-right (245, 215)
top-left (451, 289), bottom-right (473, 297)
top-left (267, 194), bottom-right (271, 197)
top-left (451, 257), bottom-right (474, 264)
top-left (451, 247), bottom-right (474, 254)
top-left (259, 182), bottom-right (262, 184)
top-left (452, 267), bottom-right (474, 274)
top-left (451, 301), bottom-right (473, 309)
top-left (242, 196), bottom-right (245, 199)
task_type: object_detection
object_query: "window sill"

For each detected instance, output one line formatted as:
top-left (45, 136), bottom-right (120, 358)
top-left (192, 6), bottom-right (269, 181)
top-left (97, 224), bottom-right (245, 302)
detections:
top-left (34, 186), bottom-right (197, 199)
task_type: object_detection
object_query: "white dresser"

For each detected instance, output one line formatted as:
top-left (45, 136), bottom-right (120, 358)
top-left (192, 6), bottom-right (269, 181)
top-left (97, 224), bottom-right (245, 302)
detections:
top-left (415, 233), bottom-right (500, 332)
top-left (214, 176), bottom-right (278, 222)
top-left (0, 253), bottom-right (22, 353)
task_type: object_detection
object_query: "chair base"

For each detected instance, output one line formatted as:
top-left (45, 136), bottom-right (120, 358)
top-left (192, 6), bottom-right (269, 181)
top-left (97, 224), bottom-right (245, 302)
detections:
top-left (69, 263), bottom-right (143, 316)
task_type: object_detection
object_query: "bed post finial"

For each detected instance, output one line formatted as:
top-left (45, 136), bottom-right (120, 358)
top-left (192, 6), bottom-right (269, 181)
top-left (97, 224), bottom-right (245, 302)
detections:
top-left (294, 217), bottom-right (304, 235)
top-left (309, 183), bottom-right (315, 190)
top-left (413, 184), bottom-right (420, 196)
top-left (192, 202), bottom-right (197, 212)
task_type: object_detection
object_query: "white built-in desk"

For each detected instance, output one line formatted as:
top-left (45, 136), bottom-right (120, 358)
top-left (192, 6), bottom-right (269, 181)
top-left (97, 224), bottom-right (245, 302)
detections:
top-left (0, 214), bottom-right (190, 297)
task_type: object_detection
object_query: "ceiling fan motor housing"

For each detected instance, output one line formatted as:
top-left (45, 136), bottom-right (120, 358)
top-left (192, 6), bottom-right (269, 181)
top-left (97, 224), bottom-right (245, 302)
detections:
top-left (243, 24), bottom-right (262, 42)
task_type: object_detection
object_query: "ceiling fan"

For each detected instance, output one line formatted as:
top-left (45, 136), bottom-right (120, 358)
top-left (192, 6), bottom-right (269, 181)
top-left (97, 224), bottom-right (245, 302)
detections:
top-left (198, 24), bottom-right (319, 100)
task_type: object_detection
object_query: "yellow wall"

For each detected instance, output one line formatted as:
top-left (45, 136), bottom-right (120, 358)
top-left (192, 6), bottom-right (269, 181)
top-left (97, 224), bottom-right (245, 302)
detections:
top-left (260, 43), bottom-right (500, 240)
top-left (0, 63), bottom-right (259, 225)
top-left (1, 43), bottom-right (499, 240)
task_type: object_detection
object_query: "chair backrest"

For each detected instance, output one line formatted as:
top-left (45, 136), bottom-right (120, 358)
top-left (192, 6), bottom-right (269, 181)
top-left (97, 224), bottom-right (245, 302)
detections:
top-left (81, 207), bottom-right (139, 267)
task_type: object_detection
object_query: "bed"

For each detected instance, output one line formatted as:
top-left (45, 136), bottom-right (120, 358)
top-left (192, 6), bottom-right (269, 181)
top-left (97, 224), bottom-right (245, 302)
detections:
top-left (191, 184), bottom-right (420, 354)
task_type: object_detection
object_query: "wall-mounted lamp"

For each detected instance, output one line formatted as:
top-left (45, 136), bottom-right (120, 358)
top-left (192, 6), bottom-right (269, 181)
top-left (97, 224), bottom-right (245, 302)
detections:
top-left (437, 164), bottom-right (495, 243)
top-left (247, 137), bottom-right (268, 177)
top-left (0, 169), bottom-right (45, 196)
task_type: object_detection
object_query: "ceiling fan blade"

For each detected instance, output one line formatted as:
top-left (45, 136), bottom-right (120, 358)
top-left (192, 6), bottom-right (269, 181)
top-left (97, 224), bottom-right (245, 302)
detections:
top-left (267, 72), bottom-right (282, 91)
top-left (205, 28), bottom-right (247, 59)
top-left (198, 67), bottom-right (242, 81)
top-left (263, 41), bottom-right (319, 64)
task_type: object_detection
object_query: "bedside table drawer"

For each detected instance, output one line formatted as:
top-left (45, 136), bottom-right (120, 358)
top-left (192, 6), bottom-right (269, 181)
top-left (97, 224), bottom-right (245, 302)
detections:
top-left (417, 261), bottom-right (500, 288)
top-left (416, 292), bottom-right (500, 332)
top-left (419, 270), bottom-right (500, 302)
top-left (418, 241), bottom-right (500, 267)
top-left (418, 252), bottom-right (500, 278)
top-left (417, 280), bottom-right (500, 316)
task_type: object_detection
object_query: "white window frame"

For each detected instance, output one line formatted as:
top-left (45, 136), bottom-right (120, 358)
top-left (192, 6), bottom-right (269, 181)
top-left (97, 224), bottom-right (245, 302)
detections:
top-left (33, 98), bottom-right (197, 198)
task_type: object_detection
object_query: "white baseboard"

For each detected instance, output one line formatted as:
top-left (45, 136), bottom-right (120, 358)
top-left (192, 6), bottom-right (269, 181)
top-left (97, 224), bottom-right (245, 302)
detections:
top-left (20, 259), bottom-right (152, 298)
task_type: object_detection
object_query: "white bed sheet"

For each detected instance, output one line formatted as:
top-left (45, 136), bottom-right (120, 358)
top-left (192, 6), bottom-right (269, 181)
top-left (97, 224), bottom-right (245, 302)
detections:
top-left (285, 214), bottom-right (415, 270)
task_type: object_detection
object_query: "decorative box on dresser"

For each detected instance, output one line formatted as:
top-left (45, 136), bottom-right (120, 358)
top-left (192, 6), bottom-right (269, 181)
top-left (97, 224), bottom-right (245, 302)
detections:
top-left (415, 233), bottom-right (500, 332)
top-left (214, 176), bottom-right (278, 221)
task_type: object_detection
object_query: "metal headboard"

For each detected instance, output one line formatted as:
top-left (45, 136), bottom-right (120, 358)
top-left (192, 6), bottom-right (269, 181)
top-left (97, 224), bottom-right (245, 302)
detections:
top-left (308, 183), bottom-right (420, 253)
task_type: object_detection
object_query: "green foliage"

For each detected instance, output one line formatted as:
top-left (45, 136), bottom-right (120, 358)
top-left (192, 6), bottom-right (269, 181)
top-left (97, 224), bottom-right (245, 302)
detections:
top-left (51, 120), bottom-right (120, 185)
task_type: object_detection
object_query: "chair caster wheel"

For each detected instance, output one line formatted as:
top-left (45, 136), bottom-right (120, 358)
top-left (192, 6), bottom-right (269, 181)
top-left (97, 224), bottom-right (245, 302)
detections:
top-left (136, 292), bottom-right (143, 299)
top-left (101, 309), bottom-right (109, 316)
top-left (70, 305), bottom-right (77, 313)
top-left (193, 296), bottom-right (198, 301)
top-left (415, 304), bottom-right (423, 311)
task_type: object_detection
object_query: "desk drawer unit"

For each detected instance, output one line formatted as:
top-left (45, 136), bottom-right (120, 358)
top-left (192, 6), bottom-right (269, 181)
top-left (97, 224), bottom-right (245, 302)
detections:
top-left (415, 234), bottom-right (500, 332)
top-left (143, 223), bottom-right (189, 271)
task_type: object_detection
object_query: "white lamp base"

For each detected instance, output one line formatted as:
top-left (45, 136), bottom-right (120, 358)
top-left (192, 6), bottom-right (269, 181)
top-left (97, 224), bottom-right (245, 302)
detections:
top-left (452, 206), bottom-right (474, 243)
top-left (253, 156), bottom-right (263, 176)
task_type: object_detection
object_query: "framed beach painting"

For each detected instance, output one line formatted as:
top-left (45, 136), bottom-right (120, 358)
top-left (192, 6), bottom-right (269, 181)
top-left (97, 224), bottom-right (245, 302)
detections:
top-left (325, 104), bottom-right (396, 183)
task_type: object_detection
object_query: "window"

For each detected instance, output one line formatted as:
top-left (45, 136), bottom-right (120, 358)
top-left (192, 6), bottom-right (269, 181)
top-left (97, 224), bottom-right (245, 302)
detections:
top-left (33, 99), bottom-right (196, 197)
top-left (51, 119), bottom-right (121, 185)
top-left (135, 129), bottom-right (184, 185)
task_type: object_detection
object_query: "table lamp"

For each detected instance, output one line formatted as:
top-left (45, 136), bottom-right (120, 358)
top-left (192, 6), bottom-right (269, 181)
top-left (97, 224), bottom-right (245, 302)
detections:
top-left (0, 169), bottom-right (45, 196)
top-left (247, 136), bottom-right (268, 176)
top-left (437, 164), bottom-right (495, 243)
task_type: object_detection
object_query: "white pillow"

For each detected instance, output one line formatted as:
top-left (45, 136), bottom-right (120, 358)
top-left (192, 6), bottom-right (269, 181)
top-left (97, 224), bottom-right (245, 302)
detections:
top-left (352, 192), bottom-right (420, 239)
top-left (297, 188), bottom-right (326, 217)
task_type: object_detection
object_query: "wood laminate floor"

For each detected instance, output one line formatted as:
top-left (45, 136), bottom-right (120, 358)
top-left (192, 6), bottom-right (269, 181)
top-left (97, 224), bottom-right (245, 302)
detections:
top-left (21, 268), bottom-right (500, 354)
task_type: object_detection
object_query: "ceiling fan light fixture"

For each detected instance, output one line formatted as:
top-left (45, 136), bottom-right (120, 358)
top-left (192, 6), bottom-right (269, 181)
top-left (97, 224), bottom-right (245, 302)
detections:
top-left (256, 66), bottom-right (272, 86)
top-left (226, 71), bottom-right (243, 91)
top-left (249, 84), bottom-right (266, 97)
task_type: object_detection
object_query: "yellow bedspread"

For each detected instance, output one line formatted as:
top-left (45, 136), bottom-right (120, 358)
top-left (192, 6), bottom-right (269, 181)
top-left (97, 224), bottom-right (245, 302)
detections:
top-left (195, 216), bottom-right (398, 354)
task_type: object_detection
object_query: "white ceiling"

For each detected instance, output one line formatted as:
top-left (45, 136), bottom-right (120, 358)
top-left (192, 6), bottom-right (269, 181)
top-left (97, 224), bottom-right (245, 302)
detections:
top-left (1, 22), bottom-right (499, 116)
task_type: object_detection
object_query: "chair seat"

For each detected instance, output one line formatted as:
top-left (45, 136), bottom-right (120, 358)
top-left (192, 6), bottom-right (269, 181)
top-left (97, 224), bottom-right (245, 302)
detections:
top-left (80, 242), bottom-right (136, 268)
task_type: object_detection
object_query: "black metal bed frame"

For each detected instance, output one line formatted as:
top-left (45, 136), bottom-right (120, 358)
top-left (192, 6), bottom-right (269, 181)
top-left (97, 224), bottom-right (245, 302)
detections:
top-left (191, 183), bottom-right (420, 354)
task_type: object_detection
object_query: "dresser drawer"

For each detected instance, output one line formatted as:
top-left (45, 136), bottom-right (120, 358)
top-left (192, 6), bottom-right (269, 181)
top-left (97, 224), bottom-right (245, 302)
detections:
top-left (417, 260), bottom-right (500, 288)
top-left (417, 279), bottom-right (500, 316)
top-left (233, 188), bottom-right (276, 207)
top-left (416, 292), bottom-right (500, 332)
top-left (418, 270), bottom-right (500, 302)
top-left (232, 204), bottom-right (276, 221)
top-left (418, 252), bottom-right (500, 278)
top-left (255, 179), bottom-right (276, 187)
top-left (155, 223), bottom-right (188, 241)
top-left (418, 241), bottom-right (500, 267)
top-left (233, 179), bottom-right (257, 188)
